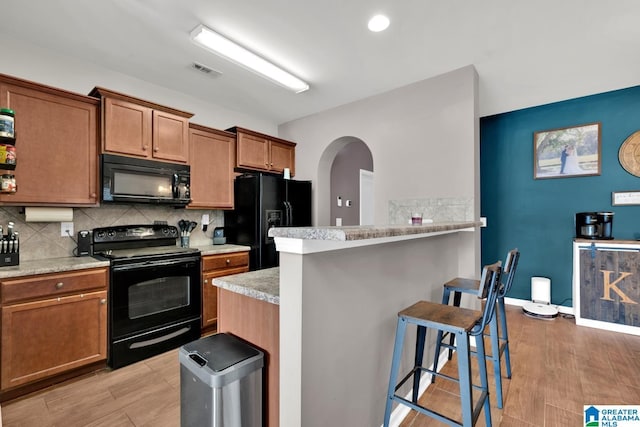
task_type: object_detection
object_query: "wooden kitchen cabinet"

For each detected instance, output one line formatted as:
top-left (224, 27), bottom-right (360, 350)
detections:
top-left (229, 127), bottom-right (296, 176)
top-left (201, 251), bottom-right (249, 333)
top-left (0, 267), bottom-right (108, 393)
top-left (0, 73), bottom-right (99, 206)
top-left (90, 87), bottom-right (193, 164)
top-left (188, 124), bottom-right (236, 209)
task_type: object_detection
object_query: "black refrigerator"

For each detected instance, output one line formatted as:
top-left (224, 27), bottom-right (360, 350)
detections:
top-left (224, 173), bottom-right (312, 270)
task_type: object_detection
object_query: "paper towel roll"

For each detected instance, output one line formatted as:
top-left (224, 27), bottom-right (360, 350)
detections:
top-left (531, 276), bottom-right (551, 304)
top-left (25, 207), bottom-right (73, 222)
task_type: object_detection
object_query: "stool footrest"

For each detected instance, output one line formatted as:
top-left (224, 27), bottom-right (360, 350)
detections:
top-left (390, 388), bottom-right (489, 427)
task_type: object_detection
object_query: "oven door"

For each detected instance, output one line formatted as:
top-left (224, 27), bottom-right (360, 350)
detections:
top-left (110, 254), bottom-right (201, 340)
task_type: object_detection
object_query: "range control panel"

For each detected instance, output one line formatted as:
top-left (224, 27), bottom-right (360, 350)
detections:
top-left (93, 224), bottom-right (178, 244)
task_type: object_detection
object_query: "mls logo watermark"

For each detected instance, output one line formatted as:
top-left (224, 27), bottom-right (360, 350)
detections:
top-left (585, 405), bottom-right (640, 427)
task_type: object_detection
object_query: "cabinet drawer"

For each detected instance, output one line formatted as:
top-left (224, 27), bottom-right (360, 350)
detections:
top-left (202, 252), bottom-right (249, 271)
top-left (1, 268), bottom-right (108, 304)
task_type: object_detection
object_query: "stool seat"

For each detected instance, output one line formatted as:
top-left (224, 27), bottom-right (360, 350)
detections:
top-left (443, 277), bottom-right (480, 293)
top-left (400, 300), bottom-right (482, 333)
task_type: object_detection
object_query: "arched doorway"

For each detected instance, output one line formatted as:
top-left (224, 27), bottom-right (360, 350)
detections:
top-left (317, 136), bottom-right (373, 226)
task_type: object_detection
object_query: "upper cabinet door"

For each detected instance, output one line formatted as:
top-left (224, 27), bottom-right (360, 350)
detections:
top-left (189, 125), bottom-right (236, 209)
top-left (91, 87), bottom-right (193, 164)
top-left (103, 97), bottom-right (152, 157)
top-left (269, 140), bottom-right (295, 175)
top-left (153, 110), bottom-right (189, 163)
top-left (232, 127), bottom-right (296, 175)
top-left (0, 78), bottom-right (99, 206)
top-left (236, 132), bottom-right (269, 170)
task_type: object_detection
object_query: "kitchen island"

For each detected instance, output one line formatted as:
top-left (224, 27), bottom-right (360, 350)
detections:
top-left (213, 267), bottom-right (279, 427)
top-left (269, 221), bottom-right (480, 427)
top-left (212, 222), bottom-right (479, 426)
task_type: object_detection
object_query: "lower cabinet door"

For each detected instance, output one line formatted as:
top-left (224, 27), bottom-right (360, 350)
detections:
top-left (1, 290), bottom-right (107, 390)
top-left (202, 266), bottom-right (249, 331)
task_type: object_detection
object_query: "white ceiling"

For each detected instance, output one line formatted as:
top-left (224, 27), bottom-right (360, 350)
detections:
top-left (3, 0), bottom-right (640, 124)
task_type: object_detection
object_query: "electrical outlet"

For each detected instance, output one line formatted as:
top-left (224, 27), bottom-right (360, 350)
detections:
top-left (61, 222), bottom-right (74, 237)
top-left (480, 217), bottom-right (487, 227)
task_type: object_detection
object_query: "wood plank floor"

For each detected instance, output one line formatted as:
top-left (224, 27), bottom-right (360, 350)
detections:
top-left (399, 305), bottom-right (640, 426)
top-left (2, 305), bottom-right (640, 426)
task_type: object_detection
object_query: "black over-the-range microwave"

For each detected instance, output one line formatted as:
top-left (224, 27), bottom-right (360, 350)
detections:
top-left (102, 154), bottom-right (191, 207)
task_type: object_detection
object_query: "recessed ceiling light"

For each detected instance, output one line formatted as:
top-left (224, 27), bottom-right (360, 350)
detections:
top-left (368, 14), bottom-right (390, 32)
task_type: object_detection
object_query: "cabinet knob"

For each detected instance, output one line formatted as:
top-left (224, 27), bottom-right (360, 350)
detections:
top-left (204, 279), bottom-right (208, 284)
top-left (100, 299), bottom-right (107, 305)
top-left (143, 145), bottom-right (148, 151)
top-left (226, 259), bottom-right (230, 264)
top-left (154, 147), bottom-right (159, 152)
top-left (270, 163), bottom-right (273, 166)
top-left (55, 282), bottom-right (64, 289)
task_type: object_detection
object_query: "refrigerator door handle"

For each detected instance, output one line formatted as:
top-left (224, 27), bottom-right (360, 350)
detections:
top-left (288, 202), bottom-right (293, 226)
top-left (283, 201), bottom-right (290, 226)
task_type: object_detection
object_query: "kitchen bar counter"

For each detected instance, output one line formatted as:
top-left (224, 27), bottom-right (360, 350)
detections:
top-left (272, 221), bottom-right (481, 427)
top-left (0, 244), bottom-right (249, 279)
top-left (268, 221), bottom-right (478, 241)
top-left (213, 267), bottom-right (279, 305)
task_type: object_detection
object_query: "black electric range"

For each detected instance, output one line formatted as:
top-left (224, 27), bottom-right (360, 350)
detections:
top-left (92, 224), bottom-right (202, 369)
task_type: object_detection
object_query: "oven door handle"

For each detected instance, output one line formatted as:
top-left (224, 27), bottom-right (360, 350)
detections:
top-left (112, 257), bottom-right (199, 272)
top-left (129, 325), bottom-right (193, 349)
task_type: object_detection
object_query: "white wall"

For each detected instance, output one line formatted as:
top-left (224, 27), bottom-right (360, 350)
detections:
top-left (1, 36), bottom-right (277, 134)
top-left (279, 65), bottom-right (479, 226)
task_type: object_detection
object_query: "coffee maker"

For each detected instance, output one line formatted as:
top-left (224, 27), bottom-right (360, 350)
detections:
top-left (575, 212), bottom-right (614, 239)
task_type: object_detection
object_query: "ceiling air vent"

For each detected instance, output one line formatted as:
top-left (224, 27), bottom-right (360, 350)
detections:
top-left (190, 62), bottom-right (222, 78)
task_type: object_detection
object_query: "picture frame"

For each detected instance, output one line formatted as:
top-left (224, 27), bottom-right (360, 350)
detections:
top-left (533, 122), bottom-right (601, 179)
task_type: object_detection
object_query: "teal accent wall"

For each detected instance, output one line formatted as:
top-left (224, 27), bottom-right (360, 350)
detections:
top-left (480, 85), bottom-right (640, 306)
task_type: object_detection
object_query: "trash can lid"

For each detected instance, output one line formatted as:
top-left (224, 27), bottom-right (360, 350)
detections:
top-left (183, 333), bottom-right (261, 372)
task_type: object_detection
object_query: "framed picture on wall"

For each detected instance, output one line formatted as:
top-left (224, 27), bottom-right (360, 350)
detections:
top-left (533, 122), bottom-right (601, 179)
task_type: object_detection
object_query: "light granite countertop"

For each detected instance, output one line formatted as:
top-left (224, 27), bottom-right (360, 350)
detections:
top-left (268, 221), bottom-right (480, 241)
top-left (213, 267), bottom-right (279, 305)
top-left (196, 244), bottom-right (250, 256)
top-left (0, 257), bottom-right (110, 279)
top-left (0, 244), bottom-right (250, 279)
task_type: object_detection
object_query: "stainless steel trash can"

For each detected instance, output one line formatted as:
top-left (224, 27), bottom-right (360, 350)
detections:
top-left (180, 333), bottom-right (264, 427)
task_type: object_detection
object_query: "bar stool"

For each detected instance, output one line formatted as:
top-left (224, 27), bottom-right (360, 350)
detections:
top-left (433, 248), bottom-right (520, 409)
top-left (383, 261), bottom-right (502, 427)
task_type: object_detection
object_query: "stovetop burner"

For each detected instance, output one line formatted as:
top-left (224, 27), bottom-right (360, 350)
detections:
top-left (92, 223), bottom-right (199, 261)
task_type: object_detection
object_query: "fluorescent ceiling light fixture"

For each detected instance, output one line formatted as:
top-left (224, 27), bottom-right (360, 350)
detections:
top-left (190, 24), bottom-right (309, 93)
top-left (368, 14), bottom-right (390, 32)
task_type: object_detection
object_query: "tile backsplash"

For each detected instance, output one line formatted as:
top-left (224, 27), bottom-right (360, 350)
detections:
top-left (389, 197), bottom-right (474, 225)
top-left (0, 205), bottom-right (224, 261)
